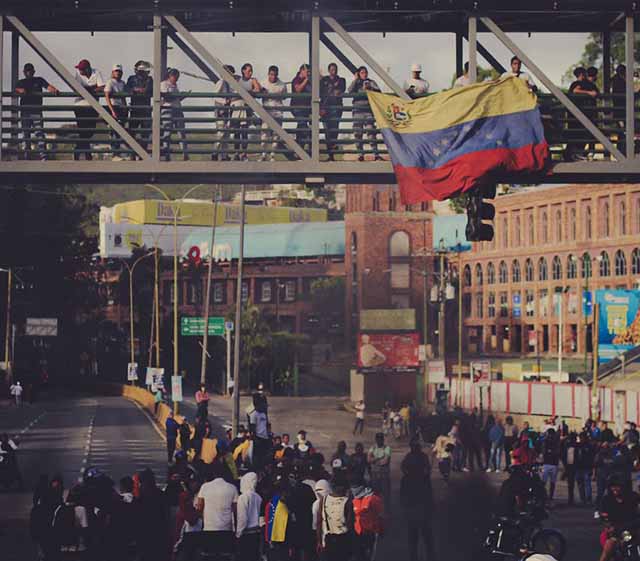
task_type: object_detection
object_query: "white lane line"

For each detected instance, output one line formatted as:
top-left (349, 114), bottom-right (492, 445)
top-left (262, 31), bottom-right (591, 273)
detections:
top-left (12, 410), bottom-right (47, 440)
top-left (130, 399), bottom-right (167, 443)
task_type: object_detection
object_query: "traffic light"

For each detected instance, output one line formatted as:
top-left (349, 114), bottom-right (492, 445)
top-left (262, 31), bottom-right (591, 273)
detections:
top-left (465, 183), bottom-right (496, 242)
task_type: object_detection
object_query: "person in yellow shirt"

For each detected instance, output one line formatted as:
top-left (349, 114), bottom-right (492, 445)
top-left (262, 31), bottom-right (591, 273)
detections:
top-left (399, 404), bottom-right (410, 438)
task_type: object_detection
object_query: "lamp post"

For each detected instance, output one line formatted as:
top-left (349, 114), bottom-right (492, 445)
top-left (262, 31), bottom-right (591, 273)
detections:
top-left (122, 252), bottom-right (154, 384)
top-left (145, 183), bottom-right (205, 414)
top-left (557, 285), bottom-right (570, 378)
top-left (0, 268), bottom-right (11, 379)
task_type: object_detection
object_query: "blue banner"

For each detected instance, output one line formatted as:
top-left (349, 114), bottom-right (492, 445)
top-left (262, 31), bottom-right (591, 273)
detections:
top-left (582, 290), bottom-right (592, 317)
top-left (596, 289), bottom-right (640, 363)
top-left (512, 293), bottom-right (521, 318)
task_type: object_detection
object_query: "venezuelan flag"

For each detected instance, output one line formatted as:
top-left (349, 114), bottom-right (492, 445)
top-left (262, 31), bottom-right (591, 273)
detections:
top-left (265, 495), bottom-right (289, 543)
top-left (368, 76), bottom-right (549, 203)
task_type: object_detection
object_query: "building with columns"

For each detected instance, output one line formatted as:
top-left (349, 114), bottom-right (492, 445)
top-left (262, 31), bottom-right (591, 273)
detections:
top-left (461, 183), bottom-right (640, 360)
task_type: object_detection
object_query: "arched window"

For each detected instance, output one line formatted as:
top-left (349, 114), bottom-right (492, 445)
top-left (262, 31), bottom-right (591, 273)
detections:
top-left (581, 253), bottom-right (592, 279)
top-left (463, 265), bottom-right (471, 287)
top-left (515, 216), bottom-right (521, 247)
top-left (552, 256), bottom-right (562, 280)
top-left (525, 258), bottom-right (534, 282)
top-left (585, 206), bottom-right (592, 239)
top-left (570, 208), bottom-right (576, 240)
top-left (502, 217), bottom-right (508, 248)
top-left (541, 211), bottom-right (548, 243)
top-left (475, 263), bottom-right (483, 285)
top-left (487, 262), bottom-right (495, 284)
top-left (620, 201), bottom-right (627, 236)
top-left (528, 214), bottom-right (535, 245)
top-left (538, 257), bottom-right (548, 281)
top-left (512, 260), bottom-right (521, 283)
top-left (633, 249), bottom-right (640, 275)
top-left (615, 250), bottom-right (627, 276)
top-left (636, 199), bottom-right (640, 234)
top-left (389, 231), bottom-right (410, 256)
top-left (555, 210), bottom-right (562, 242)
top-left (567, 254), bottom-right (577, 279)
top-left (600, 251), bottom-right (611, 277)
top-left (499, 261), bottom-right (508, 283)
top-left (603, 202), bottom-right (610, 237)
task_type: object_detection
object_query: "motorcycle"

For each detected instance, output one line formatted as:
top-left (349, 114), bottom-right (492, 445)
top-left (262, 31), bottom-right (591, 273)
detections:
top-left (483, 510), bottom-right (566, 560)
top-left (615, 527), bottom-right (640, 560)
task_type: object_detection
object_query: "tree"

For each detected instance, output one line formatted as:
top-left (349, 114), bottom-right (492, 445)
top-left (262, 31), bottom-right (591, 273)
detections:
top-left (449, 65), bottom-right (500, 87)
top-left (310, 277), bottom-right (345, 315)
top-left (563, 32), bottom-right (640, 87)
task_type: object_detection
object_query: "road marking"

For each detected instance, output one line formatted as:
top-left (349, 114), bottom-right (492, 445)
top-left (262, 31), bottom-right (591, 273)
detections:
top-left (12, 410), bottom-right (47, 440)
top-left (130, 399), bottom-right (167, 443)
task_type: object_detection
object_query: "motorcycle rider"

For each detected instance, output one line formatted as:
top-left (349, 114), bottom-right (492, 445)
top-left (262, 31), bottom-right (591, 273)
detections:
top-left (0, 433), bottom-right (24, 489)
top-left (599, 475), bottom-right (640, 561)
top-left (497, 449), bottom-right (546, 519)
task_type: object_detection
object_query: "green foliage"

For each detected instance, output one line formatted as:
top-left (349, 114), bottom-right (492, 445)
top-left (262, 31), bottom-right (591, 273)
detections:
top-left (563, 32), bottom-right (640, 87)
top-left (450, 66), bottom-right (500, 87)
top-left (448, 193), bottom-right (470, 214)
top-left (310, 276), bottom-right (345, 314)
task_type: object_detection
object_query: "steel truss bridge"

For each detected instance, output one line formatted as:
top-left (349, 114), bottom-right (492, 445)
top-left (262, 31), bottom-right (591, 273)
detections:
top-left (0, 1), bottom-right (639, 185)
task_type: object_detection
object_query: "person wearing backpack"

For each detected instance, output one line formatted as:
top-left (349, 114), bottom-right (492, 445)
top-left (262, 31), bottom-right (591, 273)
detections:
top-left (51, 485), bottom-right (89, 554)
top-left (351, 475), bottom-right (384, 561)
top-left (317, 473), bottom-right (354, 561)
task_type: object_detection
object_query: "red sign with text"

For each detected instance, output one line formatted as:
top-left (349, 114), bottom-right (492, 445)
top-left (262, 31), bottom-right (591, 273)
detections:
top-left (357, 332), bottom-right (420, 373)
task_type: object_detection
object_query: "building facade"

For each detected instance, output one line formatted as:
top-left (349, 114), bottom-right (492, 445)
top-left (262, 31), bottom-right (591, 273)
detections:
top-left (461, 183), bottom-right (640, 358)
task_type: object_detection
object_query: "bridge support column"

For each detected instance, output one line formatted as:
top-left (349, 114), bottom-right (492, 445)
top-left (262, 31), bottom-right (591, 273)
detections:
top-left (10, 31), bottom-right (19, 151)
top-left (468, 15), bottom-right (477, 83)
top-left (152, 13), bottom-right (163, 162)
top-left (0, 16), bottom-right (3, 161)
top-left (625, 15), bottom-right (635, 159)
top-left (311, 15), bottom-right (321, 162)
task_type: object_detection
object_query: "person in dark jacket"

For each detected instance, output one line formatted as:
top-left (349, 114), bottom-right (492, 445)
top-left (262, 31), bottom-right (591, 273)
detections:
top-left (576, 431), bottom-right (595, 506)
top-left (165, 412), bottom-right (180, 463)
top-left (541, 428), bottom-right (561, 502)
top-left (562, 432), bottom-right (578, 505)
top-left (137, 468), bottom-right (169, 561)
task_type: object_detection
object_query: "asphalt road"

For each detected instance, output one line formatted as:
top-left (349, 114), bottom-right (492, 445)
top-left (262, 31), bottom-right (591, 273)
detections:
top-left (1, 390), bottom-right (604, 561)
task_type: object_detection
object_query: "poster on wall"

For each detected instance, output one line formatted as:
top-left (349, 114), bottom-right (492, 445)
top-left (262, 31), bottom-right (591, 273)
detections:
top-left (470, 360), bottom-right (491, 387)
top-left (357, 332), bottom-right (420, 373)
top-left (427, 360), bottom-right (447, 384)
top-left (596, 289), bottom-right (640, 363)
top-left (127, 362), bottom-right (138, 382)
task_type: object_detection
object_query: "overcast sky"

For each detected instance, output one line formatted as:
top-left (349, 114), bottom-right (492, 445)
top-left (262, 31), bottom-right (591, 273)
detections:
top-left (3, 30), bottom-right (590, 93)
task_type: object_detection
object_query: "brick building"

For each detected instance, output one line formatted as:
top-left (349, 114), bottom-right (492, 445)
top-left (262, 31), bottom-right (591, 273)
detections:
top-left (461, 183), bottom-right (640, 359)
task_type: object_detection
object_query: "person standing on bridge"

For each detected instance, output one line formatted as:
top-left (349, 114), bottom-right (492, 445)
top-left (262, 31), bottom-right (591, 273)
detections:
top-left (15, 63), bottom-right (58, 161)
top-left (233, 63), bottom-right (262, 161)
top-left (403, 63), bottom-right (430, 98)
top-left (259, 65), bottom-right (287, 162)
top-left (126, 60), bottom-right (153, 155)
top-left (320, 62), bottom-right (346, 160)
top-left (291, 63), bottom-right (313, 151)
top-left (73, 59), bottom-right (104, 161)
top-left (104, 64), bottom-right (129, 161)
top-left (347, 66), bottom-right (382, 161)
top-left (160, 68), bottom-right (189, 161)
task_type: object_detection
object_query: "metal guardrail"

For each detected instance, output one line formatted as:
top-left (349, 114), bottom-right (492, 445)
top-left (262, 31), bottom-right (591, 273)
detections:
top-left (0, 90), bottom-right (635, 163)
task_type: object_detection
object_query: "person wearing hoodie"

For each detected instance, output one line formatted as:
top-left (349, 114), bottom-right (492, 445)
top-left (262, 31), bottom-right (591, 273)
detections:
top-left (236, 472), bottom-right (262, 561)
top-left (351, 475), bottom-right (384, 561)
top-left (312, 479), bottom-right (331, 547)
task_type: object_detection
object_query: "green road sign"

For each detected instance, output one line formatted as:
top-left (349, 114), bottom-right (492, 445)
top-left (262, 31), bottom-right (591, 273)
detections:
top-left (181, 316), bottom-right (225, 336)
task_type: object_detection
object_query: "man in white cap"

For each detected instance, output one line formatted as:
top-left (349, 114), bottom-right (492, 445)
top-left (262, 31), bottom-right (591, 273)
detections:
top-left (104, 64), bottom-right (129, 160)
top-left (404, 63), bottom-right (430, 98)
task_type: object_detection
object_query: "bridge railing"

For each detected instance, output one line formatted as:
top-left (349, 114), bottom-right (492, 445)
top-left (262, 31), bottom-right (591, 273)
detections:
top-left (0, 89), bottom-right (634, 163)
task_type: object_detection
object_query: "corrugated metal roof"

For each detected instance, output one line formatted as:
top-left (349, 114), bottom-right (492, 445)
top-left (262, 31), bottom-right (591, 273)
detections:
top-left (182, 220), bottom-right (345, 260)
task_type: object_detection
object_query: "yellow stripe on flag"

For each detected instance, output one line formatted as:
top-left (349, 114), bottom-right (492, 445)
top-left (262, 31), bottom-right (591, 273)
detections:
top-left (368, 76), bottom-right (538, 135)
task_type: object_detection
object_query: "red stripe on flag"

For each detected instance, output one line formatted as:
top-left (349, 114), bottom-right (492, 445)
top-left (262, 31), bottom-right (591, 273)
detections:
top-left (394, 141), bottom-right (550, 204)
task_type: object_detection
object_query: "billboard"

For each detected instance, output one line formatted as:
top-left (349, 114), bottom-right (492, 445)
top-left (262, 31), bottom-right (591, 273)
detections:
top-left (357, 332), bottom-right (420, 373)
top-left (106, 200), bottom-right (327, 228)
top-left (596, 289), bottom-right (640, 363)
top-left (359, 309), bottom-right (416, 331)
top-left (470, 360), bottom-right (491, 387)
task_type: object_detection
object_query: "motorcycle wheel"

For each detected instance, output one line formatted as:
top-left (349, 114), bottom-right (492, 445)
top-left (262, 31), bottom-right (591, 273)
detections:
top-left (531, 529), bottom-right (567, 560)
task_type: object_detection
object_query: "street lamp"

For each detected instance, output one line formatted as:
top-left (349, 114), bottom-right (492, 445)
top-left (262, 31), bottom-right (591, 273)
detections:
top-left (0, 268), bottom-right (11, 379)
top-left (121, 252), bottom-right (154, 385)
top-left (144, 183), bottom-right (205, 414)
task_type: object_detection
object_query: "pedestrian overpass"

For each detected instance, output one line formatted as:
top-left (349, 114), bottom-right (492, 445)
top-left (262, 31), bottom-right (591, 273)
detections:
top-left (0, 1), bottom-right (639, 185)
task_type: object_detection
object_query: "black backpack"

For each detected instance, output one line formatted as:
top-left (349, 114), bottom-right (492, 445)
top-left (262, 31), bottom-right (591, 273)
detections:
top-left (52, 503), bottom-right (78, 546)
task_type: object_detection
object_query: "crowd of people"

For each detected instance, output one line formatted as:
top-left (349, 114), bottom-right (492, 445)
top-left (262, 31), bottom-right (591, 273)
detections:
top-left (26, 386), bottom-right (434, 561)
top-left (15, 54), bottom-right (631, 164)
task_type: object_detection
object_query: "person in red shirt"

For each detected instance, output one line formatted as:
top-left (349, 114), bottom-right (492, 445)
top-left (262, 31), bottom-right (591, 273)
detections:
top-left (195, 384), bottom-right (210, 417)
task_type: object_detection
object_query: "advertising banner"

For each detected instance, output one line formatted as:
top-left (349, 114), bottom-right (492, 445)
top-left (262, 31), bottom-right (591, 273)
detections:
top-left (171, 375), bottom-right (183, 402)
top-left (127, 362), bottom-right (138, 382)
top-left (471, 360), bottom-right (491, 387)
top-left (357, 332), bottom-right (420, 373)
top-left (427, 360), bottom-right (447, 384)
top-left (596, 289), bottom-right (640, 363)
top-left (147, 367), bottom-right (165, 390)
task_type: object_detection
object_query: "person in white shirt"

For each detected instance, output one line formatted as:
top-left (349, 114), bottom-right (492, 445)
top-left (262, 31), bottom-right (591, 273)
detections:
top-left (353, 400), bottom-right (365, 435)
top-left (236, 472), bottom-right (262, 559)
top-left (160, 68), bottom-right (189, 161)
top-left (501, 56), bottom-right (537, 91)
top-left (232, 63), bottom-right (261, 161)
top-left (197, 463), bottom-right (239, 533)
top-left (249, 408), bottom-right (270, 468)
top-left (9, 381), bottom-right (23, 407)
top-left (260, 65), bottom-right (287, 161)
top-left (404, 63), bottom-right (430, 98)
top-left (104, 64), bottom-right (129, 160)
top-left (453, 62), bottom-right (474, 88)
top-left (73, 59), bottom-right (104, 161)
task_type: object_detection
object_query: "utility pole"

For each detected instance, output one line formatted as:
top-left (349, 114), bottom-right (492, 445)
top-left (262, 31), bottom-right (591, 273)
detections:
top-left (438, 251), bottom-right (446, 359)
top-left (592, 302), bottom-right (600, 420)
top-left (4, 268), bottom-right (11, 380)
top-left (200, 191), bottom-right (219, 386)
top-left (231, 185), bottom-right (247, 436)
top-left (457, 248), bottom-right (463, 401)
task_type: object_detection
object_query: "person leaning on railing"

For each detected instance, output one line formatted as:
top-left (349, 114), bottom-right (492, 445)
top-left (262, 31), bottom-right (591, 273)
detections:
top-left (160, 68), bottom-right (190, 161)
top-left (211, 64), bottom-right (236, 161)
top-left (320, 62), bottom-right (346, 161)
top-left (73, 59), bottom-right (104, 161)
top-left (233, 63), bottom-right (262, 161)
top-left (14, 62), bottom-right (59, 161)
top-left (104, 64), bottom-right (129, 161)
top-left (291, 63), bottom-right (312, 151)
top-left (347, 66), bottom-right (382, 161)
top-left (259, 65), bottom-right (287, 162)
top-left (126, 60), bottom-right (153, 156)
